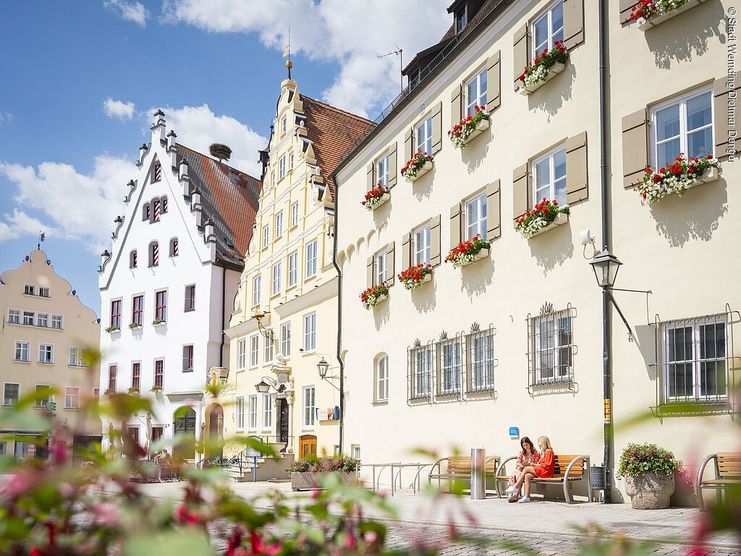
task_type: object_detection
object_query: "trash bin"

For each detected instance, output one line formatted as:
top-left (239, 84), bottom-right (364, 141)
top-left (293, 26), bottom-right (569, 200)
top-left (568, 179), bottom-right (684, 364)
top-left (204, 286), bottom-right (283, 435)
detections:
top-left (470, 448), bottom-right (486, 500)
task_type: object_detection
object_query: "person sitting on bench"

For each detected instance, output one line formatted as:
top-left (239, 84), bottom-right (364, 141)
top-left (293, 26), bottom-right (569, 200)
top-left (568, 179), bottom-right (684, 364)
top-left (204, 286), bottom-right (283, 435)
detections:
top-left (505, 436), bottom-right (541, 498)
top-left (509, 436), bottom-right (554, 503)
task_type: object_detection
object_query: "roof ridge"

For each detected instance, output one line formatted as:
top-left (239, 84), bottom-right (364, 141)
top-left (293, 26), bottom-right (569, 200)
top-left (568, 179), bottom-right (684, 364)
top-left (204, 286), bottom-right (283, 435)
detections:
top-left (299, 94), bottom-right (375, 126)
top-left (175, 143), bottom-right (260, 182)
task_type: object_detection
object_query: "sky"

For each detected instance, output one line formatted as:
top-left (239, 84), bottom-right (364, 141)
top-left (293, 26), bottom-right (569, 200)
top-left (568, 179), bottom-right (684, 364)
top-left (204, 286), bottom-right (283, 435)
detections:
top-left (0, 1), bottom-right (451, 315)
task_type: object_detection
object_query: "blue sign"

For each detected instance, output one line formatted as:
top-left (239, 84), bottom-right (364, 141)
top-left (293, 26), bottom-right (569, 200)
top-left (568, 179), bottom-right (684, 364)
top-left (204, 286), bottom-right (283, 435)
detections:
top-left (508, 427), bottom-right (519, 439)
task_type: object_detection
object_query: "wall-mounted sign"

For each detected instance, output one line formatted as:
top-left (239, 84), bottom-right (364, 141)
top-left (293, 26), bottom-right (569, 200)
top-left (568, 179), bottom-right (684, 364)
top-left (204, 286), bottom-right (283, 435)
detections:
top-left (508, 427), bottom-right (519, 439)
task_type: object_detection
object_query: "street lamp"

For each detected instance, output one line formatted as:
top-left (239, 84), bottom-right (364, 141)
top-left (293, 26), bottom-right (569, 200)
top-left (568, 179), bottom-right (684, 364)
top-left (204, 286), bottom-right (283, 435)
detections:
top-left (590, 250), bottom-right (622, 289)
top-left (255, 376), bottom-right (278, 394)
top-left (317, 357), bottom-right (329, 379)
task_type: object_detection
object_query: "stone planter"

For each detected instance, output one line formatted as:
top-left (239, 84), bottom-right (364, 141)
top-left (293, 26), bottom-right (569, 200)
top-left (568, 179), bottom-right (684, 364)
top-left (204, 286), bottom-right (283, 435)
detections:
top-left (637, 0), bottom-right (708, 30)
top-left (528, 212), bottom-right (569, 238)
top-left (405, 160), bottom-right (433, 182)
top-left (518, 62), bottom-right (566, 95)
top-left (290, 471), bottom-right (357, 491)
top-left (625, 473), bottom-right (675, 509)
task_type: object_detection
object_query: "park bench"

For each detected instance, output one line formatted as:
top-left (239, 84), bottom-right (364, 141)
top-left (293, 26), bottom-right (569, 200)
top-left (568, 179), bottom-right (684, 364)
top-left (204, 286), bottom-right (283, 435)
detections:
top-left (495, 454), bottom-right (591, 504)
top-left (695, 452), bottom-right (741, 509)
top-left (428, 455), bottom-right (500, 493)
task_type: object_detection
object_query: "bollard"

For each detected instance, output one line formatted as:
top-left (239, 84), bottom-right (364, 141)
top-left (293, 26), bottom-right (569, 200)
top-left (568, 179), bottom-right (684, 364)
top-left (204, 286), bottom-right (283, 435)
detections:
top-left (470, 448), bottom-right (486, 500)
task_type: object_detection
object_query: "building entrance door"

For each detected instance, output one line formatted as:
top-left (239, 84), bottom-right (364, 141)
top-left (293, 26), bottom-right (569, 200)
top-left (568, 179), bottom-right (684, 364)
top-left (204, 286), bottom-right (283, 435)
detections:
top-left (299, 435), bottom-right (317, 458)
top-left (277, 398), bottom-right (289, 445)
top-left (173, 407), bottom-right (196, 459)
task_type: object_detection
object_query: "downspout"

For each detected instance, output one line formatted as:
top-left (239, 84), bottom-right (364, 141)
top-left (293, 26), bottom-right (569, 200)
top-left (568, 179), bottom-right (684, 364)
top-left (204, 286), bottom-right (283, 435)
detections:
top-left (331, 189), bottom-right (345, 455)
top-left (598, 0), bottom-right (613, 504)
top-left (220, 265), bottom-right (226, 367)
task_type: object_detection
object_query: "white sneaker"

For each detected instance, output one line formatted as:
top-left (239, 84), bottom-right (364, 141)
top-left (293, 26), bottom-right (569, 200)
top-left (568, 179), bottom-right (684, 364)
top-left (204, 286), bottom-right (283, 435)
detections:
top-left (517, 496), bottom-right (531, 503)
top-left (505, 486), bottom-right (517, 495)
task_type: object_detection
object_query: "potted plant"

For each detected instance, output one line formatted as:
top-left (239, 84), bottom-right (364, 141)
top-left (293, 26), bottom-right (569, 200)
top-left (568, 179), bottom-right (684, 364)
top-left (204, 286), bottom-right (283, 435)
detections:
top-left (636, 154), bottom-right (720, 203)
top-left (360, 282), bottom-right (389, 309)
top-left (401, 152), bottom-right (434, 182)
top-left (445, 234), bottom-right (491, 268)
top-left (129, 322), bottom-right (142, 330)
top-left (127, 386), bottom-right (140, 395)
top-left (152, 318), bottom-right (166, 326)
top-left (362, 183), bottom-right (391, 211)
top-left (398, 263), bottom-right (433, 290)
top-left (630, 0), bottom-right (705, 30)
top-left (518, 41), bottom-right (569, 95)
top-left (448, 106), bottom-right (490, 148)
top-left (289, 455), bottom-right (360, 491)
top-left (619, 443), bottom-right (680, 509)
top-left (515, 199), bottom-right (570, 239)
top-left (105, 326), bottom-right (120, 333)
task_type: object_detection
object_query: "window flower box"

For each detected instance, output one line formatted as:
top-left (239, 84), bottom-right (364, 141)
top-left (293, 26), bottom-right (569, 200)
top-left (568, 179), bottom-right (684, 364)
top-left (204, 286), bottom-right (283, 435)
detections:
top-left (631, 0), bottom-right (708, 30)
top-left (128, 387), bottom-right (140, 395)
top-left (152, 319), bottom-right (166, 326)
top-left (105, 326), bottom-right (120, 334)
top-left (448, 106), bottom-right (490, 148)
top-left (516, 199), bottom-right (570, 239)
top-left (636, 154), bottom-right (720, 203)
top-left (518, 41), bottom-right (569, 95)
top-left (360, 282), bottom-right (389, 310)
top-left (150, 386), bottom-right (162, 393)
top-left (445, 235), bottom-right (491, 268)
top-left (398, 263), bottom-right (433, 290)
top-left (129, 323), bottom-right (142, 330)
top-left (362, 184), bottom-right (391, 211)
top-left (401, 153), bottom-right (434, 182)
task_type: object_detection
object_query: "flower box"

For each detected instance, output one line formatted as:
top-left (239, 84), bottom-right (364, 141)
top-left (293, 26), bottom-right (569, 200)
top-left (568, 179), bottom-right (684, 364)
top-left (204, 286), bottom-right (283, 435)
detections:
top-left (152, 320), bottom-right (166, 327)
top-left (449, 106), bottom-right (491, 148)
top-left (362, 185), bottom-right (391, 211)
top-left (518, 62), bottom-right (565, 95)
top-left (445, 235), bottom-right (491, 268)
top-left (637, 154), bottom-right (720, 203)
top-left (129, 323), bottom-right (142, 330)
top-left (398, 264), bottom-right (433, 290)
top-left (360, 282), bottom-right (390, 309)
top-left (518, 41), bottom-right (569, 96)
top-left (634, 0), bottom-right (708, 30)
top-left (402, 154), bottom-right (434, 182)
top-left (290, 471), bottom-right (357, 491)
top-left (528, 211), bottom-right (568, 237)
top-left (515, 199), bottom-right (570, 239)
top-left (105, 326), bottom-right (120, 334)
top-left (460, 247), bottom-right (489, 267)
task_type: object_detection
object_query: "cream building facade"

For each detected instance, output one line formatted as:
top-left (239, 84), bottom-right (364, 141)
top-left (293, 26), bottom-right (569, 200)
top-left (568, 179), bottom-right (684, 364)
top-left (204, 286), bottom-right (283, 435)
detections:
top-left (1, 248), bottom-right (100, 458)
top-left (220, 75), bottom-right (374, 460)
top-left (334, 0), bottom-right (739, 501)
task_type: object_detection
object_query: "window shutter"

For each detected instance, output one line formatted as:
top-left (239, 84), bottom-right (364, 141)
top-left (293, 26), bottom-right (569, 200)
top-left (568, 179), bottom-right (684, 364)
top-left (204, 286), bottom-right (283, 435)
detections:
top-left (386, 242), bottom-right (396, 286)
top-left (619, 0), bottom-right (639, 24)
top-left (366, 256), bottom-right (374, 288)
top-left (513, 24), bottom-right (529, 91)
top-left (450, 203), bottom-right (462, 249)
top-left (451, 85), bottom-right (462, 127)
top-left (388, 144), bottom-right (398, 187)
top-left (566, 132), bottom-right (589, 205)
top-left (430, 215), bottom-right (442, 266)
top-left (513, 163), bottom-right (530, 223)
top-left (621, 109), bottom-right (648, 188)
top-left (401, 232), bottom-right (411, 271)
top-left (563, 0), bottom-right (584, 49)
top-left (714, 73), bottom-right (741, 159)
top-left (486, 180), bottom-right (502, 241)
top-left (431, 102), bottom-right (443, 154)
top-left (366, 162), bottom-right (374, 191)
top-left (404, 128), bottom-right (413, 164)
top-left (486, 51), bottom-right (501, 111)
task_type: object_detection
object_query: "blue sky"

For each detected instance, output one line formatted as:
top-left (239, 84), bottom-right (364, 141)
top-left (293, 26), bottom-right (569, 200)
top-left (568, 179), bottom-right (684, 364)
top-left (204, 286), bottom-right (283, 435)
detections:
top-left (0, 1), bottom-right (450, 314)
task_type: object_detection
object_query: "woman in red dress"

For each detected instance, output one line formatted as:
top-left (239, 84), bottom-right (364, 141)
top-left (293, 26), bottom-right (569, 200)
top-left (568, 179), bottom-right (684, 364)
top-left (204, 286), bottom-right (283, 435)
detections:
top-left (508, 436), bottom-right (554, 503)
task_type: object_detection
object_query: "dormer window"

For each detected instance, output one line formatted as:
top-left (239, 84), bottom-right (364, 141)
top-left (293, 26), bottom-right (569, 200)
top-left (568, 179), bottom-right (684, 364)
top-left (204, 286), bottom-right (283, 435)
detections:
top-left (455, 5), bottom-right (467, 33)
top-left (129, 250), bottom-right (138, 268)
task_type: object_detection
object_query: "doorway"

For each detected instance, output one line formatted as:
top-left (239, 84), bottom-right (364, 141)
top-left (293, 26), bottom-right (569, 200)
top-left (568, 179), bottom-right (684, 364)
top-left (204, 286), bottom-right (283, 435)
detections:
top-left (173, 407), bottom-right (196, 459)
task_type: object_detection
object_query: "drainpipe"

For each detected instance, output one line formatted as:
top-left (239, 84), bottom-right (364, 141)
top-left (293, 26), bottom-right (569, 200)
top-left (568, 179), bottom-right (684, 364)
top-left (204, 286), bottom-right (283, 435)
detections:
top-left (598, 0), bottom-right (613, 504)
top-left (220, 265), bottom-right (226, 367)
top-left (331, 192), bottom-right (345, 455)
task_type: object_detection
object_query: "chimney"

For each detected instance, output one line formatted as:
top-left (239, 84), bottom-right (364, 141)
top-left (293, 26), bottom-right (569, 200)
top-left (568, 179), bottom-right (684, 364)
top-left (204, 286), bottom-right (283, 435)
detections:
top-left (151, 109), bottom-right (166, 144)
top-left (179, 159), bottom-right (190, 196)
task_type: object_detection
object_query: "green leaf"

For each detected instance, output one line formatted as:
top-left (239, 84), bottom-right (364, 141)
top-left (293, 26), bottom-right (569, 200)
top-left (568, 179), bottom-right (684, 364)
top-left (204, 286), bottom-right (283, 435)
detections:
top-left (123, 530), bottom-right (212, 556)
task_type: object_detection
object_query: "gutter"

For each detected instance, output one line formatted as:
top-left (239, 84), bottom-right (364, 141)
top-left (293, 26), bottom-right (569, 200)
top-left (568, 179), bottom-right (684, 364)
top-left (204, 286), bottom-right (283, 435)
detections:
top-left (331, 199), bottom-right (345, 455)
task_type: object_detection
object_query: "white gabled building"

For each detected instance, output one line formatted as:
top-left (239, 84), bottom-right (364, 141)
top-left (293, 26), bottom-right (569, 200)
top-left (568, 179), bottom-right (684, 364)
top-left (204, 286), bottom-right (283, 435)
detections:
top-left (98, 110), bottom-right (261, 460)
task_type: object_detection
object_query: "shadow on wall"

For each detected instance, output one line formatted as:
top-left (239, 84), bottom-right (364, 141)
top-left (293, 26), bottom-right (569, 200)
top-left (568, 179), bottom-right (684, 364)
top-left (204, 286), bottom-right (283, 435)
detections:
top-left (633, 323), bottom-right (658, 382)
top-left (649, 178), bottom-right (727, 246)
top-left (371, 197), bottom-right (391, 232)
top-left (411, 169), bottom-right (435, 201)
top-left (528, 223), bottom-right (575, 273)
top-left (458, 256), bottom-right (495, 297)
top-left (644, 2), bottom-right (726, 70)
top-left (411, 280), bottom-right (437, 313)
top-left (373, 297), bottom-right (391, 331)
top-left (461, 131), bottom-right (491, 174)
top-left (527, 62), bottom-right (575, 120)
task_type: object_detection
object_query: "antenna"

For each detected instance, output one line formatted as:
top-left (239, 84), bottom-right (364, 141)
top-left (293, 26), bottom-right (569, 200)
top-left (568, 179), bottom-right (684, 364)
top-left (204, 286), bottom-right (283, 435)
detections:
top-left (378, 46), bottom-right (403, 93)
top-left (283, 28), bottom-right (293, 79)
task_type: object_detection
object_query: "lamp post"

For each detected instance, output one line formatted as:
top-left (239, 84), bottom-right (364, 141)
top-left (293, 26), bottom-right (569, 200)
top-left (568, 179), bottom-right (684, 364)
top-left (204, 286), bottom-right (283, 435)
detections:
top-left (317, 357), bottom-right (329, 379)
top-left (589, 250), bottom-right (622, 289)
top-left (255, 376), bottom-right (278, 394)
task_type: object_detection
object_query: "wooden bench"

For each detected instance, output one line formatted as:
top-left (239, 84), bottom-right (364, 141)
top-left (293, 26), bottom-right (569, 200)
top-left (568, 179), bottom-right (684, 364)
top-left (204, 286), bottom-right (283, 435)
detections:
top-left (495, 454), bottom-right (591, 504)
top-left (428, 455), bottom-right (500, 492)
top-left (696, 452), bottom-right (741, 509)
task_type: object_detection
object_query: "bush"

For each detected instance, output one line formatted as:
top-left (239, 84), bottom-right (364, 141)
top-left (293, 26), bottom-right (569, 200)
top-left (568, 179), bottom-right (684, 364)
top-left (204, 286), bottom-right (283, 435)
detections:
top-left (618, 443), bottom-right (680, 478)
top-left (289, 455), bottom-right (360, 473)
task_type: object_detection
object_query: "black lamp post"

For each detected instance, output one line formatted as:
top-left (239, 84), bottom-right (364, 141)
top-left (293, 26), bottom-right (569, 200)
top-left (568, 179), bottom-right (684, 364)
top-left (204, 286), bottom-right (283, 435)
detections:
top-left (317, 357), bottom-right (329, 379)
top-left (590, 250), bottom-right (622, 289)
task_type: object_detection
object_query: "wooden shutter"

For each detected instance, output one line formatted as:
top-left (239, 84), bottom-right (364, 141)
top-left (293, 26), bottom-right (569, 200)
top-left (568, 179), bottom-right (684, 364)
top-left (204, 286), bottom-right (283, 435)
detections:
top-left (566, 132), bottom-right (589, 205)
top-left (366, 256), bottom-right (374, 287)
top-left (513, 24), bottom-right (529, 91)
top-left (386, 242), bottom-right (396, 286)
top-left (619, 0), bottom-right (639, 24)
top-left (714, 73), bottom-right (741, 159)
top-left (486, 51), bottom-right (501, 111)
top-left (430, 215), bottom-right (442, 266)
top-left (450, 203), bottom-right (462, 249)
top-left (513, 163), bottom-right (530, 223)
top-left (401, 232), bottom-right (411, 271)
top-left (431, 102), bottom-right (443, 154)
top-left (388, 143), bottom-right (398, 187)
top-left (404, 128), bottom-right (413, 164)
top-left (451, 85), bottom-right (462, 127)
top-left (486, 180), bottom-right (501, 241)
top-left (563, 0), bottom-right (584, 50)
top-left (366, 163), bottom-right (374, 190)
top-left (622, 109), bottom-right (648, 188)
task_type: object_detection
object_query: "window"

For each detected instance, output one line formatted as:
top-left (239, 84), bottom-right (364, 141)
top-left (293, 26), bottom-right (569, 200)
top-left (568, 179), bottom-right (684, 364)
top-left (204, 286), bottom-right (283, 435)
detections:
top-left (533, 146), bottom-right (567, 208)
top-left (303, 312), bottom-right (316, 352)
top-left (132, 295), bottom-right (144, 326)
top-left (4, 384), bottom-right (20, 406)
top-left (24, 284), bottom-right (35, 295)
top-left (262, 225), bottom-right (270, 249)
top-left (130, 250), bottom-right (138, 268)
top-left (532, 1), bottom-right (564, 60)
top-left (23, 311), bottom-right (35, 326)
top-left (108, 365), bottom-right (117, 392)
top-left (275, 211), bottom-right (284, 238)
top-left (38, 344), bottom-right (54, 364)
top-left (182, 345), bottom-right (194, 371)
top-left (303, 386), bottom-right (316, 428)
top-left (37, 313), bottom-right (49, 328)
top-left (532, 309), bottom-right (574, 385)
top-left (305, 240), bottom-right (318, 278)
top-left (237, 338), bottom-right (247, 370)
top-left (39, 287), bottom-right (50, 298)
top-left (184, 285), bottom-right (196, 312)
top-left (149, 241), bottom-right (159, 267)
top-left (248, 395), bottom-right (258, 430)
top-left (152, 199), bottom-right (161, 222)
top-left (8, 309), bottom-right (20, 324)
top-left (153, 163), bottom-right (162, 182)
top-left (375, 251), bottom-right (388, 285)
top-left (51, 315), bottom-right (63, 329)
top-left (169, 238), bottom-right (179, 257)
top-left (288, 251), bottom-right (298, 287)
top-left (262, 394), bottom-right (274, 429)
top-left (252, 275), bottom-right (261, 307)
top-left (651, 88), bottom-right (713, 170)
top-left (375, 355), bottom-right (389, 403)
top-left (249, 334), bottom-right (259, 367)
top-left (65, 387), bottom-right (80, 409)
top-left (272, 262), bottom-right (282, 295)
top-left (465, 69), bottom-right (487, 117)
top-left (154, 359), bottom-right (164, 389)
top-left (35, 385), bottom-right (51, 408)
top-left (411, 346), bottom-right (432, 399)
top-left (289, 152), bottom-right (294, 170)
top-left (440, 340), bottom-right (462, 395)
top-left (281, 116), bottom-right (287, 135)
top-left (465, 193), bottom-right (487, 240)
top-left (455, 5), bottom-right (467, 32)
top-left (132, 362), bottom-right (141, 390)
top-left (469, 331), bottom-right (495, 392)
top-left (14, 341), bottom-right (30, 362)
top-left (264, 332), bottom-right (274, 363)
top-left (413, 225), bottom-right (431, 265)
top-left (280, 322), bottom-right (291, 357)
top-left (415, 117), bottom-right (433, 156)
top-left (236, 397), bottom-right (245, 430)
top-left (663, 314), bottom-right (728, 404)
top-left (279, 155), bottom-right (286, 179)
top-left (155, 290), bottom-right (167, 322)
top-left (376, 155), bottom-right (390, 187)
top-left (291, 201), bottom-right (299, 227)
top-left (69, 347), bottom-right (84, 367)
top-left (143, 203), bottom-right (151, 221)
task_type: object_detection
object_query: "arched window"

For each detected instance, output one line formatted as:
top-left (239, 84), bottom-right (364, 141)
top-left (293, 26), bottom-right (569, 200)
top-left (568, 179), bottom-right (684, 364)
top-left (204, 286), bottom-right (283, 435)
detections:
top-left (142, 203), bottom-right (150, 221)
top-left (169, 237), bottom-right (179, 257)
top-left (129, 250), bottom-right (137, 268)
top-left (374, 354), bottom-right (389, 404)
top-left (149, 241), bottom-right (159, 267)
top-left (161, 196), bottom-right (168, 213)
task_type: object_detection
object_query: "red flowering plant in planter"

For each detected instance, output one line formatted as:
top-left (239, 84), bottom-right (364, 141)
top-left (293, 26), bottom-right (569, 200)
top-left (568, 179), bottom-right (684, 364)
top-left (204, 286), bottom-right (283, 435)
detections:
top-left (445, 234), bottom-right (491, 268)
top-left (448, 105), bottom-right (490, 148)
top-left (630, 0), bottom-right (688, 25)
top-left (401, 152), bottom-right (434, 181)
top-left (636, 153), bottom-right (720, 203)
top-left (398, 263), bottom-right (433, 290)
top-left (359, 281), bottom-right (390, 309)
top-left (515, 199), bottom-right (570, 239)
top-left (361, 183), bottom-right (390, 211)
top-left (519, 41), bottom-right (569, 89)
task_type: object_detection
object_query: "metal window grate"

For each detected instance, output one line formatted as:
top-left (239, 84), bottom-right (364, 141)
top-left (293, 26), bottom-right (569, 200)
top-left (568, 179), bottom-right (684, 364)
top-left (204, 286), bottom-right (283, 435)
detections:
top-left (407, 341), bottom-right (434, 403)
top-left (527, 305), bottom-right (578, 394)
top-left (466, 325), bottom-right (497, 395)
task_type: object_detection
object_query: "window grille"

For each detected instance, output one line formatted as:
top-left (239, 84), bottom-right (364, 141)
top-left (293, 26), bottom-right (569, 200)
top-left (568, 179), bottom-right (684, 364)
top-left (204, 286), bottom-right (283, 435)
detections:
top-left (436, 333), bottom-right (464, 399)
top-left (407, 340), bottom-right (434, 403)
top-left (466, 324), bottom-right (497, 395)
top-left (527, 304), bottom-right (577, 394)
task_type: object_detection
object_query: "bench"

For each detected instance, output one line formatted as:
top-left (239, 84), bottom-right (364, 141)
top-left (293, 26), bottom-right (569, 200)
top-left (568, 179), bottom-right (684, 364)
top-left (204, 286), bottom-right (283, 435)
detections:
top-left (428, 455), bottom-right (500, 493)
top-left (495, 454), bottom-right (591, 504)
top-left (696, 452), bottom-right (741, 509)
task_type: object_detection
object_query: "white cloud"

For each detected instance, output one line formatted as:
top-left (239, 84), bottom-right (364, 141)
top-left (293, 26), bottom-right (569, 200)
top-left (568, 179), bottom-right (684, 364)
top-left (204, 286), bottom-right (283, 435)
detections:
top-left (104, 0), bottom-right (148, 26)
top-left (103, 98), bottom-right (136, 120)
top-left (0, 112), bottom-right (13, 125)
top-left (163, 0), bottom-right (451, 117)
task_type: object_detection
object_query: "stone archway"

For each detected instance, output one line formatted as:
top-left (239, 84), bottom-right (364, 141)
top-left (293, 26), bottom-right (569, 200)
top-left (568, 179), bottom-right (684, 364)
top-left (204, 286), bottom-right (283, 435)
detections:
top-left (205, 403), bottom-right (224, 459)
top-left (173, 406), bottom-right (196, 460)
